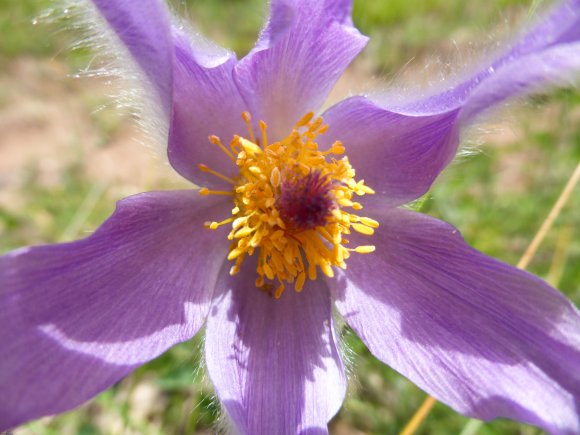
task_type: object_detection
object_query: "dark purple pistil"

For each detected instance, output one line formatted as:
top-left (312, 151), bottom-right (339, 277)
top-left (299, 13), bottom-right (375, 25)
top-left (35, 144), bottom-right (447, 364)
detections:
top-left (276, 171), bottom-right (335, 230)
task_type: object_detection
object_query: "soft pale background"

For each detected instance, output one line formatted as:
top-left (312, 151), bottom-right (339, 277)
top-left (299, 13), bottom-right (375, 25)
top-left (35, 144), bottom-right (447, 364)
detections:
top-left (0, 0), bottom-right (578, 433)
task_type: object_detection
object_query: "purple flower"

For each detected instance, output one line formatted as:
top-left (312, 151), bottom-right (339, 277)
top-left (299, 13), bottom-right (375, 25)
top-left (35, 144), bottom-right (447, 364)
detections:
top-left (1, 0), bottom-right (580, 433)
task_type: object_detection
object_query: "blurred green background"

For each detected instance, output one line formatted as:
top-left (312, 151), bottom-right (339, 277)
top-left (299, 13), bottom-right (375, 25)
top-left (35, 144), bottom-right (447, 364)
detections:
top-left (0, 0), bottom-right (578, 434)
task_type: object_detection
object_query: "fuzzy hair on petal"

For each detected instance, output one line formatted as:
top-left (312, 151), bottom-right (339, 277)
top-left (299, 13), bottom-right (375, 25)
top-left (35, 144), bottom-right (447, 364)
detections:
top-left (46, 0), bottom-right (172, 161)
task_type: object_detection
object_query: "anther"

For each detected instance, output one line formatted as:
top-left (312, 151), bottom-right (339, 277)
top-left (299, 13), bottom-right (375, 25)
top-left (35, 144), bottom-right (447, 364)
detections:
top-left (209, 135), bottom-right (236, 161)
top-left (360, 217), bottom-right (380, 228)
top-left (270, 167), bottom-right (281, 188)
top-left (331, 141), bottom-right (345, 155)
top-left (259, 120), bottom-right (268, 147)
top-left (308, 116), bottom-right (324, 133)
top-left (296, 112), bottom-right (314, 127)
top-left (320, 262), bottom-right (334, 278)
top-left (204, 217), bottom-right (234, 230)
top-left (338, 198), bottom-right (354, 207)
top-left (321, 141), bottom-right (345, 156)
top-left (353, 181), bottom-right (375, 195)
top-left (317, 124), bottom-right (329, 134)
top-left (228, 247), bottom-right (246, 261)
top-left (351, 223), bottom-right (375, 235)
top-left (352, 245), bottom-right (376, 254)
top-left (255, 276), bottom-right (265, 287)
top-left (238, 138), bottom-right (262, 156)
top-left (295, 272), bottom-right (306, 292)
top-left (274, 283), bottom-right (285, 299)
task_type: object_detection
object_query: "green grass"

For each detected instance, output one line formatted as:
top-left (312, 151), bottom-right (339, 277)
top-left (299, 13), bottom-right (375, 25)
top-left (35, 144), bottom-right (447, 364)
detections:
top-left (0, 0), bottom-right (56, 59)
top-left (1, 0), bottom-right (578, 434)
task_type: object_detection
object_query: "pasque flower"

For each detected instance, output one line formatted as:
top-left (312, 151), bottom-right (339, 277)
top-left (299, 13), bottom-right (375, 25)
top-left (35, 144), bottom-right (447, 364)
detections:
top-left (1, 0), bottom-right (580, 433)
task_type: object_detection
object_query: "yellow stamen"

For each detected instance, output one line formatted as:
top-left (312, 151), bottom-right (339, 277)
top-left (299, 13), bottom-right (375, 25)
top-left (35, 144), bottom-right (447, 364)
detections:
top-left (209, 135), bottom-right (236, 161)
top-left (237, 137), bottom-right (262, 156)
top-left (352, 223), bottom-right (375, 235)
top-left (259, 120), bottom-right (268, 148)
top-left (200, 112), bottom-right (378, 296)
top-left (205, 217), bottom-right (234, 230)
top-left (199, 188), bottom-right (234, 196)
top-left (295, 272), bottom-right (306, 292)
top-left (274, 283), bottom-right (285, 299)
top-left (197, 164), bottom-right (236, 184)
top-left (360, 217), bottom-right (380, 228)
top-left (322, 141), bottom-right (345, 156)
top-left (352, 245), bottom-right (376, 254)
top-left (242, 111), bottom-right (256, 143)
top-left (296, 112), bottom-right (314, 127)
top-left (308, 116), bottom-right (323, 134)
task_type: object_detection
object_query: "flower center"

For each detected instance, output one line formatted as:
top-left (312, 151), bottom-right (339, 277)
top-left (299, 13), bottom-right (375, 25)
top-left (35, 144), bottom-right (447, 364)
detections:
top-left (199, 112), bottom-right (377, 298)
top-left (276, 170), bottom-right (335, 230)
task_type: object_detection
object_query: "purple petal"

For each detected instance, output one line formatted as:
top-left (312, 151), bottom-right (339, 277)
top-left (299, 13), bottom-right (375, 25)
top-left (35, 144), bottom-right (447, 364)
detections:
top-left (331, 207), bottom-right (580, 433)
top-left (234, 0), bottom-right (368, 140)
top-left (88, 0), bottom-right (248, 187)
top-left (321, 97), bottom-right (459, 206)
top-left (90, 0), bottom-right (173, 115)
top-left (403, 0), bottom-right (580, 115)
top-left (321, 0), bottom-right (579, 206)
top-left (205, 260), bottom-right (346, 434)
top-left (459, 42), bottom-right (580, 123)
top-left (0, 191), bottom-right (230, 430)
top-left (168, 32), bottom-right (248, 187)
